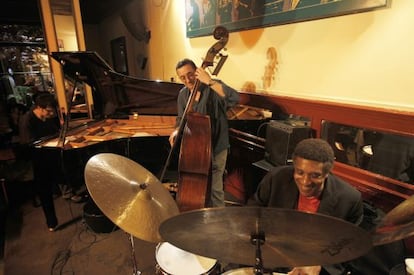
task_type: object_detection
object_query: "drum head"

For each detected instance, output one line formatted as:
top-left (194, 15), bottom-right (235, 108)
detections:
top-left (222, 268), bottom-right (287, 275)
top-left (156, 242), bottom-right (216, 274)
top-left (222, 268), bottom-right (253, 275)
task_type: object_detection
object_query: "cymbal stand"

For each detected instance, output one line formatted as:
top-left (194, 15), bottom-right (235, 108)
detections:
top-left (251, 232), bottom-right (265, 275)
top-left (128, 233), bottom-right (141, 275)
top-left (125, 146), bottom-right (141, 275)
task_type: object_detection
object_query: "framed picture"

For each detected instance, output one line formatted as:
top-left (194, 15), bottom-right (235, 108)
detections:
top-left (110, 36), bottom-right (129, 74)
top-left (186, 0), bottom-right (388, 38)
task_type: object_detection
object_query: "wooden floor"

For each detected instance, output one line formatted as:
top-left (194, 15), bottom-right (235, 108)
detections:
top-left (0, 182), bottom-right (247, 275)
top-left (2, 187), bottom-right (411, 275)
top-left (2, 194), bottom-right (160, 275)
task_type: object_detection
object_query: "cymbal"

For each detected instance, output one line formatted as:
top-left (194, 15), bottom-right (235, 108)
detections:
top-left (84, 153), bottom-right (179, 243)
top-left (373, 195), bottom-right (414, 246)
top-left (159, 207), bottom-right (372, 268)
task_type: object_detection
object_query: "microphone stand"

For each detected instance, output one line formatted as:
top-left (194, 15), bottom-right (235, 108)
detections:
top-left (124, 142), bottom-right (141, 275)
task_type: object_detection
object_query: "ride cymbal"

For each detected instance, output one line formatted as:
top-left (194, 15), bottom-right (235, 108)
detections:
top-left (373, 195), bottom-right (414, 246)
top-left (159, 207), bottom-right (371, 269)
top-left (84, 153), bottom-right (179, 243)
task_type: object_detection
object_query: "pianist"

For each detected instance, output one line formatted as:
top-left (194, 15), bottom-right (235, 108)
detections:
top-left (19, 92), bottom-right (61, 231)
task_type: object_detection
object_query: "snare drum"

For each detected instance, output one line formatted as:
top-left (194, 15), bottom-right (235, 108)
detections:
top-left (222, 267), bottom-right (286, 275)
top-left (155, 242), bottom-right (218, 275)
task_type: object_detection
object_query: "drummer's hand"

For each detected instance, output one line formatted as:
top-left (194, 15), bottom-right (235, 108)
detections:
top-left (169, 129), bottom-right (178, 146)
top-left (288, 266), bottom-right (321, 275)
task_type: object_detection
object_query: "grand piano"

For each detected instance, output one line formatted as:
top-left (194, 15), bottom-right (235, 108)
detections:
top-left (33, 51), bottom-right (270, 196)
top-left (33, 51), bottom-right (184, 190)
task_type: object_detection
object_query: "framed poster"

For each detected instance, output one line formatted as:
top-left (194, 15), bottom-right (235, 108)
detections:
top-left (110, 36), bottom-right (129, 75)
top-left (186, 0), bottom-right (388, 38)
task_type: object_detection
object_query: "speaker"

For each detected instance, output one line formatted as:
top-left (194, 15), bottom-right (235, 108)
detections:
top-left (83, 199), bottom-right (118, 233)
top-left (265, 120), bottom-right (312, 166)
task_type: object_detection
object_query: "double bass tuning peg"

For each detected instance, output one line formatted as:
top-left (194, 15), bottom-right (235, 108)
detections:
top-left (212, 54), bottom-right (228, 76)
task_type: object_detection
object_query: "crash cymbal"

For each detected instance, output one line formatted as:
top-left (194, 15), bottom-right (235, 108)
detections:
top-left (159, 207), bottom-right (372, 269)
top-left (373, 195), bottom-right (414, 246)
top-left (84, 153), bottom-right (179, 243)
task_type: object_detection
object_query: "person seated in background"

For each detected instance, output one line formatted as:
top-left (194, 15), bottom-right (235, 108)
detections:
top-left (253, 138), bottom-right (363, 274)
top-left (366, 132), bottom-right (414, 184)
top-left (6, 96), bottom-right (27, 139)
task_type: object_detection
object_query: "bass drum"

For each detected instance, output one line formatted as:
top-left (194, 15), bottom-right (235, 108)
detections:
top-left (155, 242), bottom-right (219, 274)
top-left (222, 268), bottom-right (287, 275)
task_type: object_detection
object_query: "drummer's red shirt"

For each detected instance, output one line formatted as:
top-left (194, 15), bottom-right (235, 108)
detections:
top-left (297, 194), bottom-right (321, 213)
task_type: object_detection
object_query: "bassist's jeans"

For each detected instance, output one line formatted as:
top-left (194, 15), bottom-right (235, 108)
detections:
top-left (211, 149), bottom-right (227, 207)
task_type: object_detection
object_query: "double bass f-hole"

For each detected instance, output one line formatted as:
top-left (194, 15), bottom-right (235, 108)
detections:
top-left (159, 26), bottom-right (229, 210)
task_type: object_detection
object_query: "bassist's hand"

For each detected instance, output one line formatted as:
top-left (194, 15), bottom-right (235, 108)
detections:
top-left (169, 129), bottom-right (178, 146)
top-left (195, 67), bottom-right (212, 85)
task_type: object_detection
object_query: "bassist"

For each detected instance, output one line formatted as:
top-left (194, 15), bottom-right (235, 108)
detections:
top-left (169, 58), bottom-right (239, 207)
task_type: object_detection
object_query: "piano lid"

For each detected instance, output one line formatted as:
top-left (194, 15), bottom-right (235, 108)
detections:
top-left (51, 51), bottom-right (183, 118)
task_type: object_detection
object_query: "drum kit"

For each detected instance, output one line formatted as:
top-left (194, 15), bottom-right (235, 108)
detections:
top-left (85, 153), bottom-right (414, 275)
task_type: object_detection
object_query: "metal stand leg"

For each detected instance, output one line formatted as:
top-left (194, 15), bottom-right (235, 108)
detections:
top-left (128, 233), bottom-right (141, 275)
top-left (251, 232), bottom-right (265, 275)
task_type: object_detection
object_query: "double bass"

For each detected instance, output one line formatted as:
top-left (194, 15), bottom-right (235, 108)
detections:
top-left (160, 26), bottom-right (229, 212)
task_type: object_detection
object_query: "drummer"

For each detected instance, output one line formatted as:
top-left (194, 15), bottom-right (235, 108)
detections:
top-left (253, 138), bottom-right (364, 275)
